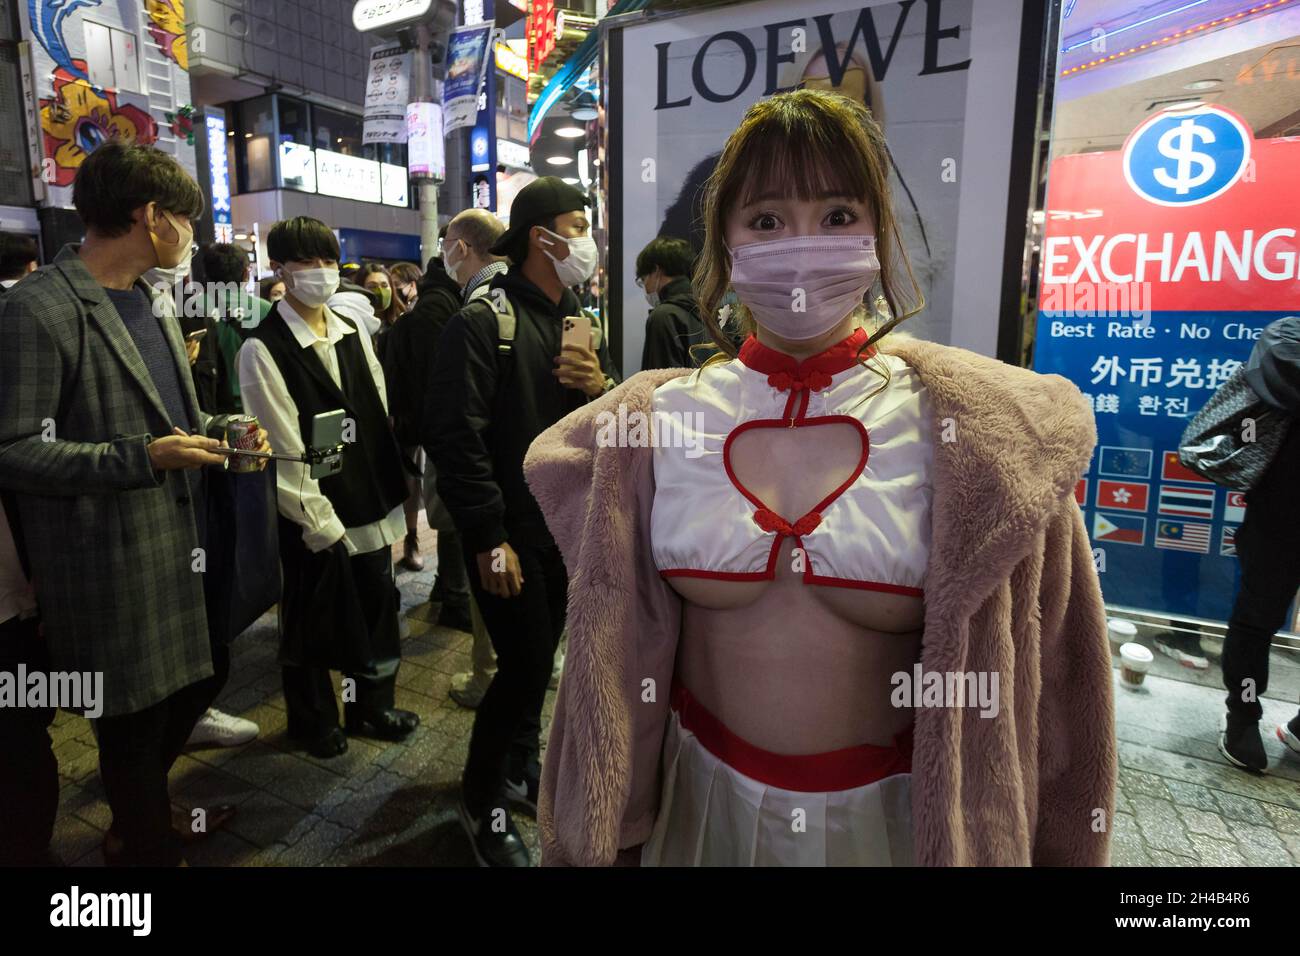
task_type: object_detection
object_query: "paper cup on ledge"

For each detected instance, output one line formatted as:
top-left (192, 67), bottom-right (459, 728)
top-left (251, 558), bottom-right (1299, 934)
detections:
top-left (1108, 619), bottom-right (1138, 648)
top-left (1119, 642), bottom-right (1154, 688)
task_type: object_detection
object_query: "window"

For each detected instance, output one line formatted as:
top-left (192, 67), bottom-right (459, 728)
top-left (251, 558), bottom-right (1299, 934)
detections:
top-left (313, 107), bottom-right (364, 157)
top-left (236, 96), bottom-right (275, 192)
top-left (277, 95), bottom-right (312, 147)
top-left (82, 21), bottom-right (140, 94)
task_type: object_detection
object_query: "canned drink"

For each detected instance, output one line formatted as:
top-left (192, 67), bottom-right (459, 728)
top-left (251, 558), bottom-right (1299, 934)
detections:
top-left (224, 415), bottom-right (261, 473)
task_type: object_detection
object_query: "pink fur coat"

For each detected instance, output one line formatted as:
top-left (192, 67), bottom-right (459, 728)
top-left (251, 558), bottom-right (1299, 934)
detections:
top-left (523, 333), bottom-right (1116, 866)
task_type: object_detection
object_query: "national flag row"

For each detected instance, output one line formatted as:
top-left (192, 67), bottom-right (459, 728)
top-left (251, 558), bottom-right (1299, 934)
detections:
top-left (1074, 479), bottom-right (1245, 523)
top-left (1090, 512), bottom-right (1236, 555)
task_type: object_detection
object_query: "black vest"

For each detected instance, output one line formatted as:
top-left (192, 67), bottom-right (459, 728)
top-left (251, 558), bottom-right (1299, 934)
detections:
top-left (249, 309), bottom-right (407, 529)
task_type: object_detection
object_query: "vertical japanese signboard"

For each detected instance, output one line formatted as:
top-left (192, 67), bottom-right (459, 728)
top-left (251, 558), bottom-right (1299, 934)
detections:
top-left (1033, 104), bottom-right (1298, 623)
top-left (363, 46), bottom-right (411, 145)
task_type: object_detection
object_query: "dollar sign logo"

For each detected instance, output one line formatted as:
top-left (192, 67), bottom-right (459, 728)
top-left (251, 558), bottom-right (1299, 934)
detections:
top-left (1152, 119), bottom-right (1216, 195)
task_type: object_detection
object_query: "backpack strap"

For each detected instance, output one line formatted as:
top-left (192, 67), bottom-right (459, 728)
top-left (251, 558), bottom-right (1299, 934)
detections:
top-left (484, 287), bottom-right (517, 354)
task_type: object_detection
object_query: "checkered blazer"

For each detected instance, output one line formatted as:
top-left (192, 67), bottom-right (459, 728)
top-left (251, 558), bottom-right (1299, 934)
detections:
top-left (0, 245), bottom-right (217, 717)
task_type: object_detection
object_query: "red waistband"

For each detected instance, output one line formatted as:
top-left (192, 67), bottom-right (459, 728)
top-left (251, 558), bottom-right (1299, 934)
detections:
top-left (669, 682), bottom-right (912, 793)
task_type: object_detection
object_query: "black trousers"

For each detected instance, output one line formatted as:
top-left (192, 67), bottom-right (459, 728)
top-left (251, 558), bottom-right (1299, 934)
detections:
top-left (94, 641), bottom-right (229, 866)
top-left (431, 525), bottom-right (471, 610)
top-left (283, 544), bottom-right (403, 738)
top-left (461, 541), bottom-right (567, 814)
top-left (0, 614), bottom-right (59, 866)
top-left (1222, 489), bottom-right (1300, 721)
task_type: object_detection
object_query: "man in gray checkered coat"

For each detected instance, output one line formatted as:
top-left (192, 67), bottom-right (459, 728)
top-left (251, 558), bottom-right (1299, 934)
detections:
top-left (0, 143), bottom-right (267, 866)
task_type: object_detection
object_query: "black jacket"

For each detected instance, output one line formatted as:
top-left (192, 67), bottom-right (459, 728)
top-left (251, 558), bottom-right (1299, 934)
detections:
top-left (383, 265), bottom-right (462, 448)
top-left (423, 268), bottom-right (620, 553)
top-left (640, 275), bottom-right (712, 371)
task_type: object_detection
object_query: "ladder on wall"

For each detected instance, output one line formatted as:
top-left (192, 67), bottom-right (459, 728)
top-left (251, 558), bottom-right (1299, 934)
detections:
top-left (138, 1), bottom-right (177, 156)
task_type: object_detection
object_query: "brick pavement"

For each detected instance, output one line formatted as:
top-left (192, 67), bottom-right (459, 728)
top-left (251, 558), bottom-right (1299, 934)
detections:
top-left (43, 528), bottom-right (1300, 867)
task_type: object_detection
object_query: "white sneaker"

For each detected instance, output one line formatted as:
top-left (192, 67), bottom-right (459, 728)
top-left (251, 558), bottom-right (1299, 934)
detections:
top-left (1278, 718), bottom-right (1300, 756)
top-left (549, 651), bottom-right (564, 691)
top-left (187, 708), bottom-right (259, 749)
top-left (449, 671), bottom-right (493, 709)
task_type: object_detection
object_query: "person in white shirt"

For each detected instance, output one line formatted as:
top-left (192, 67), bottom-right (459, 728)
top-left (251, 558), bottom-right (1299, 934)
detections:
top-left (238, 217), bottom-right (418, 759)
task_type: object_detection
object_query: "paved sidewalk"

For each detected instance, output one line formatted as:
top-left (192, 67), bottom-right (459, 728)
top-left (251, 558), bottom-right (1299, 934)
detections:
top-left (43, 526), bottom-right (1300, 866)
top-left (1110, 668), bottom-right (1300, 866)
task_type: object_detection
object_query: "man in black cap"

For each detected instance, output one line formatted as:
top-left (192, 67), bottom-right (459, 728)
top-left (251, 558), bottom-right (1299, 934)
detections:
top-left (1219, 316), bottom-right (1300, 772)
top-left (424, 177), bottom-right (619, 866)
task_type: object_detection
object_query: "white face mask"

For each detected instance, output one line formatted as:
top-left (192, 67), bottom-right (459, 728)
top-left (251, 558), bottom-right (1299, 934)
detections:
top-left (443, 240), bottom-right (465, 285)
top-left (143, 243), bottom-right (193, 291)
top-left (537, 227), bottom-right (597, 286)
top-left (282, 265), bottom-right (339, 308)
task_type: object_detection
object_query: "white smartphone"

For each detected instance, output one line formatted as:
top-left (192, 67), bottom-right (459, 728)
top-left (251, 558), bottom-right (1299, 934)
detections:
top-left (561, 315), bottom-right (592, 352)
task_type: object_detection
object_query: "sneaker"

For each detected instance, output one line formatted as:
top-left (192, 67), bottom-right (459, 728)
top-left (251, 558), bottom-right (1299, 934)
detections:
top-left (1154, 636), bottom-right (1209, 670)
top-left (187, 708), bottom-right (259, 749)
top-left (504, 775), bottom-right (539, 818)
top-left (1219, 712), bottom-right (1268, 772)
top-left (457, 797), bottom-right (529, 867)
top-left (449, 670), bottom-right (492, 709)
top-left (1277, 715), bottom-right (1300, 756)
top-left (549, 651), bottom-right (564, 691)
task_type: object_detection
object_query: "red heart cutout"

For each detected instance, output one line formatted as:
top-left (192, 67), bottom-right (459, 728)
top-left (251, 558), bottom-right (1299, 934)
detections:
top-left (725, 416), bottom-right (869, 534)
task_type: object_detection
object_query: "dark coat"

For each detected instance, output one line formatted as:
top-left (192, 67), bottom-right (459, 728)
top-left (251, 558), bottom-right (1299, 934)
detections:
top-left (423, 268), bottom-right (620, 554)
top-left (0, 246), bottom-right (218, 716)
top-left (382, 265), bottom-right (462, 449)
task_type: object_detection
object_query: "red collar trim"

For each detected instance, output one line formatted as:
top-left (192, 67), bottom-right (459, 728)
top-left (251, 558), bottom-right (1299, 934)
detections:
top-left (737, 328), bottom-right (874, 393)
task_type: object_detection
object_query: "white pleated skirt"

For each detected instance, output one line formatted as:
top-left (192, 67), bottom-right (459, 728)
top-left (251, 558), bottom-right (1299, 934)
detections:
top-left (641, 706), bottom-right (914, 867)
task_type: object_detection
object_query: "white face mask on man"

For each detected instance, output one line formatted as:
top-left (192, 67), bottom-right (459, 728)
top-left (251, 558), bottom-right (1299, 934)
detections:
top-left (143, 244), bottom-right (194, 291)
top-left (142, 208), bottom-right (194, 289)
top-left (443, 239), bottom-right (466, 285)
top-left (281, 265), bottom-right (340, 308)
top-left (536, 227), bottom-right (598, 286)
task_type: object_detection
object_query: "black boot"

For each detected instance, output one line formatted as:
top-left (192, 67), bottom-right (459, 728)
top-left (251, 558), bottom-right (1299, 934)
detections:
top-left (1219, 711), bottom-right (1267, 772)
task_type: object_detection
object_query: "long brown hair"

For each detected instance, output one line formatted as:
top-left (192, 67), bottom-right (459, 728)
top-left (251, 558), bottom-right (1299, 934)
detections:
top-left (693, 89), bottom-right (923, 361)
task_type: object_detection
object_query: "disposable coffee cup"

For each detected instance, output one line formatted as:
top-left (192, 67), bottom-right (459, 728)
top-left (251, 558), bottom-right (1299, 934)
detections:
top-left (1119, 642), bottom-right (1154, 688)
top-left (1108, 619), bottom-right (1138, 648)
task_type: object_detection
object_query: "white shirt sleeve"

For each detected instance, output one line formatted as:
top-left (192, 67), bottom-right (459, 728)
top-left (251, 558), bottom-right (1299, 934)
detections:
top-left (237, 338), bottom-right (347, 553)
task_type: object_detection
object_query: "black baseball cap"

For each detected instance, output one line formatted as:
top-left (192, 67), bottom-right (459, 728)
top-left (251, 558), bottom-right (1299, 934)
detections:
top-left (490, 176), bottom-right (590, 262)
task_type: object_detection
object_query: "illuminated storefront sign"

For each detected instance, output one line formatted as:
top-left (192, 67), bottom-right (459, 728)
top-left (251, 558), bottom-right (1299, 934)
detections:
top-left (407, 101), bottom-right (445, 180)
top-left (497, 138), bottom-right (530, 170)
top-left (470, 127), bottom-right (490, 172)
top-left (527, 0), bottom-right (556, 72)
top-left (352, 0), bottom-right (432, 33)
top-left (315, 147), bottom-right (382, 203)
top-left (1034, 106), bottom-right (1300, 623)
top-left (381, 162), bottom-right (409, 207)
top-left (279, 141), bottom-right (317, 192)
top-left (495, 42), bottom-right (528, 81)
top-left (205, 113), bottom-right (232, 230)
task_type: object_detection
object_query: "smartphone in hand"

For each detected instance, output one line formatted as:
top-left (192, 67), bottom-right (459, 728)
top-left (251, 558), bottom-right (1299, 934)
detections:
top-left (561, 315), bottom-right (591, 353)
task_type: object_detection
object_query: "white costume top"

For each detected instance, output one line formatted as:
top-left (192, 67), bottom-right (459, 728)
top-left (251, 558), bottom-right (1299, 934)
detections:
top-left (650, 329), bottom-right (933, 597)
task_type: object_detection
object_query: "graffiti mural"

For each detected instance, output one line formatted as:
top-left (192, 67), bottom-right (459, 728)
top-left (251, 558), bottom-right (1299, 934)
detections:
top-left (39, 64), bottom-right (159, 187)
top-left (145, 0), bottom-right (188, 70)
top-left (27, 0), bottom-right (104, 83)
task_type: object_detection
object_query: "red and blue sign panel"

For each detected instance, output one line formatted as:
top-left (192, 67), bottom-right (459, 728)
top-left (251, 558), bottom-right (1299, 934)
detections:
top-left (1034, 105), bottom-right (1296, 623)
